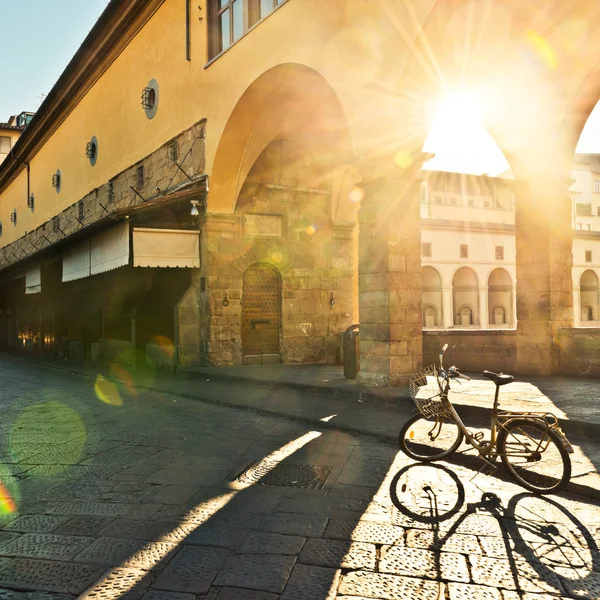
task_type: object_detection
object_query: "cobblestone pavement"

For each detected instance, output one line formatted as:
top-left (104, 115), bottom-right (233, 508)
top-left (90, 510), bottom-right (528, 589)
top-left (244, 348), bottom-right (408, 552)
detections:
top-left (0, 358), bottom-right (599, 599)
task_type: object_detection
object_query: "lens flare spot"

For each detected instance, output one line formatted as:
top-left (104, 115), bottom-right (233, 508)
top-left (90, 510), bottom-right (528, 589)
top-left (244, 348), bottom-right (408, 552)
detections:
top-left (410, 430), bottom-right (415, 439)
top-left (526, 30), bottom-right (557, 69)
top-left (9, 402), bottom-right (86, 474)
top-left (305, 225), bottom-right (317, 236)
top-left (270, 251), bottom-right (284, 264)
top-left (348, 186), bottom-right (364, 203)
top-left (0, 482), bottom-right (16, 515)
top-left (95, 375), bottom-right (123, 406)
top-left (394, 151), bottom-right (414, 169)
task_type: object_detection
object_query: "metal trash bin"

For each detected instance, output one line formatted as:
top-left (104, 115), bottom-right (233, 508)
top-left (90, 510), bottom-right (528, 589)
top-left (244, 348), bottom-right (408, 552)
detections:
top-left (343, 324), bottom-right (360, 379)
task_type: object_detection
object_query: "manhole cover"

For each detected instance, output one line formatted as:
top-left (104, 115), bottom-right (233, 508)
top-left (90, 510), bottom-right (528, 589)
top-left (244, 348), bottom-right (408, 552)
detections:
top-left (234, 461), bottom-right (334, 490)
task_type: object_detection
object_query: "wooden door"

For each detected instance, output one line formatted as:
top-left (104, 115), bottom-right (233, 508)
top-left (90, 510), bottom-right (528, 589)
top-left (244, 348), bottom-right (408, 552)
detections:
top-left (242, 263), bottom-right (281, 364)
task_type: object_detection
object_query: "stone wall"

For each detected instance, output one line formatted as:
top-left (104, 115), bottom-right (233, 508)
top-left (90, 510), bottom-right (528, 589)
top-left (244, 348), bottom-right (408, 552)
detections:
top-left (423, 329), bottom-right (517, 374)
top-left (556, 328), bottom-right (600, 376)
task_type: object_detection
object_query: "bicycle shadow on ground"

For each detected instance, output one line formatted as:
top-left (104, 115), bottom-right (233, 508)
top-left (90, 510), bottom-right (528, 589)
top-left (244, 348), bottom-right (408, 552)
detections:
top-left (389, 462), bottom-right (600, 598)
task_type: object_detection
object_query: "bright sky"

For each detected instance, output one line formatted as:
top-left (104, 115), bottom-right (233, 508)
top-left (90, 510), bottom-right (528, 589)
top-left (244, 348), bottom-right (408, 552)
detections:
top-left (0, 0), bottom-right (110, 118)
top-left (1, 1), bottom-right (600, 176)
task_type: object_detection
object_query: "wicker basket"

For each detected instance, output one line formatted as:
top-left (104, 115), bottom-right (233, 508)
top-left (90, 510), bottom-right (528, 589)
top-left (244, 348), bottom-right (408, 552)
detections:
top-left (409, 365), bottom-right (452, 418)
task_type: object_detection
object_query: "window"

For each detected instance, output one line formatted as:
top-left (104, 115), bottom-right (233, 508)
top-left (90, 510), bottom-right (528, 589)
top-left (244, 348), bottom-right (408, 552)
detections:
top-left (467, 197), bottom-right (475, 207)
top-left (587, 224), bottom-right (592, 231)
top-left (136, 165), bottom-right (144, 188)
top-left (495, 246), bottom-right (504, 260)
top-left (434, 194), bottom-right (443, 204)
top-left (597, 206), bottom-right (600, 216)
top-left (595, 180), bottom-right (600, 193)
top-left (586, 250), bottom-right (592, 263)
top-left (460, 244), bottom-right (469, 258)
top-left (169, 141), bottom-right (178, 163)
top-left (422, 242), bottom-right (432, 258)
top-left (210, 0), bottom-right (286, 59)
top-left (0, 136), bottom-right (10, 154)
top-left (577, 224), bottom-right (582, 230)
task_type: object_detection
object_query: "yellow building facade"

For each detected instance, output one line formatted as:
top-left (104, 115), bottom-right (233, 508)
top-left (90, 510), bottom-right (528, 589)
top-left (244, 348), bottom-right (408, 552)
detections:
top-left (2, 0), bottom-right (600, 379)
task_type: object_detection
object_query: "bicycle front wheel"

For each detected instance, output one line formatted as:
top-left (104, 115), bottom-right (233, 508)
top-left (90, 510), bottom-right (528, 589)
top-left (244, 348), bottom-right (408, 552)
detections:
top-left (399, 414), bottom-right (464, 462)
top-left (498, 418), bottom-right (571, 494)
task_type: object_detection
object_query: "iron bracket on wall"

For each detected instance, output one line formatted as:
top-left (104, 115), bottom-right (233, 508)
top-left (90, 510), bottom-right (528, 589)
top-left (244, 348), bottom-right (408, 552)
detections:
top-left (130, 186), bottom-right (148, 203)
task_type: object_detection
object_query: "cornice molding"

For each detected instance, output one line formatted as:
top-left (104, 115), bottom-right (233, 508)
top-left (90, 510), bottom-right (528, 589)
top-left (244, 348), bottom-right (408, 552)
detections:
top-left (0, 0), bottom-right (166, 194)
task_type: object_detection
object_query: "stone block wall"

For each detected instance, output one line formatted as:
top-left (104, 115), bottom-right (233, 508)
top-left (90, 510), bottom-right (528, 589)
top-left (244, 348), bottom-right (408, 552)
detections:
top-left (556, 328), bottom-right (600, 376)
top-left (423, 329), bottom-right (517, 374)
top-left (201, 186), bottom-right (355, 366)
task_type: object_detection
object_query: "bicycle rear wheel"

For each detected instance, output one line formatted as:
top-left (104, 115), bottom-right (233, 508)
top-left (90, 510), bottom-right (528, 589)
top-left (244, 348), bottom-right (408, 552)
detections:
top-left (399, 414), bottom-right (464, 462)
top-left (498, 418), bottom-right (571, 494)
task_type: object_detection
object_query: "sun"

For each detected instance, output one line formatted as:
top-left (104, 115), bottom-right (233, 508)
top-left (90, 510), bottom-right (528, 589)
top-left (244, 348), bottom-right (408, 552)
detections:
top-left (422, 90), bottom-right (509, 176)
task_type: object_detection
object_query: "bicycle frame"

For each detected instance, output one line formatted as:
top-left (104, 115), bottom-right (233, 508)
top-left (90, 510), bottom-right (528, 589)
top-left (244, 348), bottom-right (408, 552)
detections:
top-left (434, 347), bottom-right (570, 464)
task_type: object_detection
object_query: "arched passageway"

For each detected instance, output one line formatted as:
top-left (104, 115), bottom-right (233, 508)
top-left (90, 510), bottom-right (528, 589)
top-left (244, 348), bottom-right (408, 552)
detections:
top-left (580, 269), bottom-right (599, 324)
top-left (488, 268), bottom-right (513, 328)
top-left (453, 267), bottom-right (479, 327)
top-left (421, 266), bottom-right (443, 328)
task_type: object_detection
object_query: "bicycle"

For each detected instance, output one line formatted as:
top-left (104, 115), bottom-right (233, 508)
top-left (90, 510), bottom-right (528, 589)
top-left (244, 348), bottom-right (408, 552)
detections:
top-left (398, 344), bottom-right (574, 494)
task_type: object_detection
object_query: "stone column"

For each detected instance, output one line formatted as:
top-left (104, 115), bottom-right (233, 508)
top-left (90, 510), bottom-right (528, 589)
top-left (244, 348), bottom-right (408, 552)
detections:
top-left (513, 177), bottom-right (573, 375)
top-left (356, 158), bottom-right (428, 387)
top-left (479, 287), bottom-right (488, 329)
top-left (442, 287), bottom-right (453, 328)
top-left (573, 286), bottom-right (581, 328)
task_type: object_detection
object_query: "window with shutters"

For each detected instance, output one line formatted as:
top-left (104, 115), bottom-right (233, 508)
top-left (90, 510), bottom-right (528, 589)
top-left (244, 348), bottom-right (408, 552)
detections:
top-left (0, 136), bottom-right (11, 154)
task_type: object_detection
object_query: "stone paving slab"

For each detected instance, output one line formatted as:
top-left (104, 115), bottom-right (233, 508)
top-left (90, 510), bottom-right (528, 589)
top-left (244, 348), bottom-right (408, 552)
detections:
top-left (299, 538), bottom-right (376, 570)
top-left (2, 516), bottom-right (69, 534)
top-left (469, 555), bottom-right (565, 595)
top-left (214, 553), bottom-right (296, 593)
top-left (0, 558), bottom-right (105, 595)
top-left (152, 546), bottom-right (229, 594)
top-left (324, 520), bottom-right (404, 545)
top-left (184, 526), bottom-right (250, 549)
top-left (339, 570), bottom-right (442, 600)
top-left (380, 545), bottom-right (470, 583)
top-left (280, 563), bottom-right (340, 600)
top-left (262, 513), bottom-right (328, 537)
top-left (448, 582), bottom-right (501, 600)
top-left (73, 538), bottom-right (177, 570)
top-left (0, 534), bottom-right (96, 562)
top-left (79, 567), bottom-right (149, 600)
top-left (238, 531), bottom-right (305, 555)
top-left (212, 588), bottom-right (279, 600)
top-left (142, 592), bottom-right (196, 600)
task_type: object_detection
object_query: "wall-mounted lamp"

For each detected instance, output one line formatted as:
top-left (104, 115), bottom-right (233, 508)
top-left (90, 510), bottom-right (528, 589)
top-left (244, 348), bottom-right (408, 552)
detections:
top-left (329, 293), bottom-right (335, 309)
top-left (223, 292), bottom-right (230, 307)
top-left (190, 199), bottom-right (199, 216)
top-left (10, 210), bottom-right (17, 225)
top-left (27, 193), bottom-right (34, 212)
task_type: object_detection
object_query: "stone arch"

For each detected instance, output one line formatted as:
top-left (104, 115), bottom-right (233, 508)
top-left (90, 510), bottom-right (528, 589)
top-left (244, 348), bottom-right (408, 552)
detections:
top-left (210, 63), bottom-right (355, 221)
top-left (421, 266), bottom-right (443, 328)
top-left (488, 267), bottom-right (513, 327)
top-left (453, 267), bottom-right (479, 327)
top-left (580, 269), bottom-right (599, 325)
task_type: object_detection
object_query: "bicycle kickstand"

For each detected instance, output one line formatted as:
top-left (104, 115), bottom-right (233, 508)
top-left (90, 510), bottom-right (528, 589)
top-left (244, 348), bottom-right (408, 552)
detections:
top-left (469, 454), bottom-right (499, 484)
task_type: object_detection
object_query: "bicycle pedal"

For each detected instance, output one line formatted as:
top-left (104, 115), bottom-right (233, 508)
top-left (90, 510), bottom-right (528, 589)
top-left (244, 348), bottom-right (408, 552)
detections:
top-left (473, 432), bottom-right (485, 442)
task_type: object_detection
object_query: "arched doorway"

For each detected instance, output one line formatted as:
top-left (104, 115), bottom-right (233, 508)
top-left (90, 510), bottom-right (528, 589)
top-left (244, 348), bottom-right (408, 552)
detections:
top-left (453, 267), bottom-right (479, 327)
top-left (242, 263), bottom-right (282, 364)
top-left (580, 269), bottom-right (599, 324)
top-left (421, 266), bottom-right (443, 328)
top-left (488, 268), bottom-right (513, 328)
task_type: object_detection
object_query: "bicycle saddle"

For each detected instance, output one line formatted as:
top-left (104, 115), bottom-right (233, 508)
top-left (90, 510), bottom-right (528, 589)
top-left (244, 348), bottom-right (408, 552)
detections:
top-left (482, 370), bottom-right (514, 386)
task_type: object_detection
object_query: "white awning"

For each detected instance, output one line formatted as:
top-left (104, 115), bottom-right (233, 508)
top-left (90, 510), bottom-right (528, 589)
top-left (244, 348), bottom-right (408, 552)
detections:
top-left (133, 228), bottom-right (200, 268)
top-left (90, 220), bottom-right (130, 276)
top-left (62, 240), bottom-right (91, 282)
top-left (25, 265), bottom-right (41, 294)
